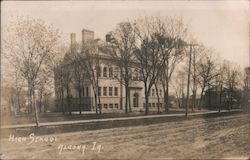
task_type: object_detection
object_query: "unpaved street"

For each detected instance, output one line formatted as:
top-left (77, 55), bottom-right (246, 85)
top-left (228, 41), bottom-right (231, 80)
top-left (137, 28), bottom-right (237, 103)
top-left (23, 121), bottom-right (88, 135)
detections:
top-left (1, 114), bottom-right (249, 159)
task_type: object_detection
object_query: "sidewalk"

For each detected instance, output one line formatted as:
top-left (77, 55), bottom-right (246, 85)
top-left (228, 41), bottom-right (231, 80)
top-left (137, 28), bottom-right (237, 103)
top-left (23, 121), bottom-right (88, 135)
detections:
top-left (1, 109), bottom-right (242, 129)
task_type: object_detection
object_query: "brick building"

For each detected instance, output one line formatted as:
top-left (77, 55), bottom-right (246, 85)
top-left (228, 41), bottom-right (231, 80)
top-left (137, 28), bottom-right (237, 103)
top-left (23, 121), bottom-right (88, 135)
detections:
top-left (54, 29), bottom-right (164, 112)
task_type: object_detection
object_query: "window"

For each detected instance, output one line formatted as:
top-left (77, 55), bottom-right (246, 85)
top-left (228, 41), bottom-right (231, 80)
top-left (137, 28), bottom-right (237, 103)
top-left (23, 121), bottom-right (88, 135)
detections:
top-left (86, 87), bottom-right (89, 96)
top-left (159, 103), bottom-right (162, 108)
top-left (143, 103), bottom-right (146, 108)
top-left (148, 103), bottom-right (151, 107)
top-left (139, 73), bottom-right (143, 81)
top-left (109, 87), bottom-right (113, 96)
top-left (115, 104), bottom-right (119, 108)
top-left (98, 87), bottom-right (102, 96)
top-left (152, 89), bottom-right (155, 96)
top-left (159, 89), bottom-right (162, 97)
top-left (82, 87), bottom-right (85, 96)
top-left (104, 104), bottom-right (108, 109)
top-left (114, 87), bottom-right (118, 96)
top-left (114, 67), bottom-right (119, 78)
top-left (103, 67), bottom-right (107, 77)
top-left (98, 104), bottom-right (102, 109)
top-left (133, 69), bottom-right (139, 80)
top-left (109, 67), bottom-right (113, 78)
top-left (97, 66), bottom-right (101, 77)
top-left (103, 87), bottom-right (107, 96)
top-left (79, 90), bottom-right (81, 97)
top-left (109, 104), bottom-right (113, 109)
top-left (152, 103), bottom-right (155, 107)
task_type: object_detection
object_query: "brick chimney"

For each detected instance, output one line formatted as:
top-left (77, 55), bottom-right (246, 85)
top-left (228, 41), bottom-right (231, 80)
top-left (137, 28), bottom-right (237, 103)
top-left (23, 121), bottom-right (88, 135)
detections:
top-left (82, 29), bottom-right (94, 45)
top-left (106, 33), bottom-right (112, 42)
top-left (70, 33), bottom-right (76, 53)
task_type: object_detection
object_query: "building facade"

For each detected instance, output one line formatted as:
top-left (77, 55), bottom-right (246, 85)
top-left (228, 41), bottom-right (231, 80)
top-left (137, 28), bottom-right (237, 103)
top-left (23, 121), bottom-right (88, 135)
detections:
top-left (54, 29), bottom-right (164, 112)
top-left (244, 67), bottom-right (250, 109)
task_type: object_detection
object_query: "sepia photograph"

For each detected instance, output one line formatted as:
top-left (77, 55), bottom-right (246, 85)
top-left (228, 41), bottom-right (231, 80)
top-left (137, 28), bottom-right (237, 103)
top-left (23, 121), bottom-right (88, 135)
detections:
top-left (0, 1), bottom-right (249, 159)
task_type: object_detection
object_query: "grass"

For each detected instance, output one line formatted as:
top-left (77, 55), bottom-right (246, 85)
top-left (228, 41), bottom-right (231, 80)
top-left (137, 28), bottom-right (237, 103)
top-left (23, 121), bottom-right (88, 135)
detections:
top-left (0, 107), bottom-right (231, 126)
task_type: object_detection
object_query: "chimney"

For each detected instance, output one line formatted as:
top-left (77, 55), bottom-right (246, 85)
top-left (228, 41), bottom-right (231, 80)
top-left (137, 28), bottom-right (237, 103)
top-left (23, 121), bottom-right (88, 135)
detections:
top-left (82, 29), bottom-right (94, 45)
top-left (70, 33), bottom-right (76, 53)
top-left (106, 33), bottom-right (112, 42)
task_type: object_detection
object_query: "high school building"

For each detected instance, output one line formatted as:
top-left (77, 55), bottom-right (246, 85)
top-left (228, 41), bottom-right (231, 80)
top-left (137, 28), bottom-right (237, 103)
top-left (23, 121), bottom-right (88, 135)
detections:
top-left (54, 29), bottom-right (164, 112)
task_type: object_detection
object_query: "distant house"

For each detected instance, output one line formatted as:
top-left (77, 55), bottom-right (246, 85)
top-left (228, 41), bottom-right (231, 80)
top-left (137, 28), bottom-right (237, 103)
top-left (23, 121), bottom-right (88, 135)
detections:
top-left (204, 86), bottom-right (241, 110)
top-left (243, 67), bottom-right (250, 109)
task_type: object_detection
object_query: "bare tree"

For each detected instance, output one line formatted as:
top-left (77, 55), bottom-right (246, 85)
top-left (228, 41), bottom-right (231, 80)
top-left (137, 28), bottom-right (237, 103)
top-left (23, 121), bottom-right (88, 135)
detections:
top-left (215, 61), bottom-right (228, 112)
top-left (78, 41), bottom-right (102, 114)
top-left (134, 16), bottom-right (188, 114)
top-left (36, 66), bottom-right (54, 113)
top-left (65, 42), bottom-right (85, 114)
top-left (3, 16), bottom-right (61, 126)
top-left (196, 48), bottom-right (219, 110)
top-left (185, 43), bottom-right (206, 111)
top-left (154, 79), bottom-right (162, 113)
top-left (71, 57), bottom-right (85, 114)
top-left (61, 54), bottom-right (75, 115)
top-left (52, 44), bottom-right (68, 114)
top-left (158, 18), bottom-right (188, 113)
top-left (171, 70), bottom-right (187, 108)
top-left (106, 22), bottom-right (136, 113)
top-left (133, 17), bottom-right (167, 115)
top-left (223, 61), bottom-right (242, 110)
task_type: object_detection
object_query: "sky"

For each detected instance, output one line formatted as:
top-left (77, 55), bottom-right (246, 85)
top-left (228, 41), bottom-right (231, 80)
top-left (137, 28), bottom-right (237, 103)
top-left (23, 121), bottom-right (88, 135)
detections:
top-left (1, 1), bottom-right (249, 69)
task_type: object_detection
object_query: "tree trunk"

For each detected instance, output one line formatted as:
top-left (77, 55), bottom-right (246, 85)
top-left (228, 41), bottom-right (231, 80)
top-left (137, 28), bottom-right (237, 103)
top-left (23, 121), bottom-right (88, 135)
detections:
top-left (229, 92), bottom-right (232, 111)
top-left (120, 81), bottom-right (123, 110)
top-left (94, 92), bottom-right (98, 114)
top-left (192, 50), bottom-right (196, 111)
top-left (208, 85), bottom-right (211, 108)
top-left (28, 81), bottom-right (32, 114)
top-left (125, 85), bottom-right (129, 113)
top-left (79, 89), bottom-right (82, 115)
top-left (33, 90), bottom-right (40, 127)
top-left (166, 83), bottom-right (169, 112)
top-left (198, 88), bottom-right (205, 110)
top-left (17, 92), bottom-right (21, 113)
top-left (154, 83), bottom-right (160, 114)
top-left (98, 94), bottom-right (102, 114)
top-left (128, 88), bottom-right (132, 112)
top-left (38, 94), bottom-right (42, 113)
top-left (165, 60), bottom-right (169, 113)
top-left (164, 90), bottom-right (169, 113)
top-left (145, 93), bottom-right (149, 115)
top-left (66, 85), bottom-right (71, 115)
top-left (219, 84), bottom-right (222, 113)
top-left (178, 98), bottom-right (181, 108)
top-left (144, 83), bottom-right (149, 115)
top-left (61, 90), bottom-right (65, 115)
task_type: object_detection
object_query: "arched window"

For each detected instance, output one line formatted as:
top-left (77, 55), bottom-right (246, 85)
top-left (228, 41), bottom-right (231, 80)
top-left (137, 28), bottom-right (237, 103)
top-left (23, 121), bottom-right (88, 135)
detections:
top-left (103, 67), bottom-right (107, 77)
top-left (109, 67), bottom-right (113, 78)
top-left (133, 93), bottom-right (139, 107)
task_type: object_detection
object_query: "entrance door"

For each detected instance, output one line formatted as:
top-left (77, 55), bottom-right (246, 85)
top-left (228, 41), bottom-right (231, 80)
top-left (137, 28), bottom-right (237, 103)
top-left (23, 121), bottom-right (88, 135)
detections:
top-left (133, 93), bottom-right (139, 107)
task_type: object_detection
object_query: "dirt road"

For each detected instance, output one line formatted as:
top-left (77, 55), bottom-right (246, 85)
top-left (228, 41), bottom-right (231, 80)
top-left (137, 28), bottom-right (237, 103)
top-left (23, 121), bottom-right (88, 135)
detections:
top-left (1, 114), bottom-right (249, 159)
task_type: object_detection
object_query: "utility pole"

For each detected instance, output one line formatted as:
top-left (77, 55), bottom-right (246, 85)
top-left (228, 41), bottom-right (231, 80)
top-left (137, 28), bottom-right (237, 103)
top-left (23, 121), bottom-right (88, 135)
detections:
top-left (192, 47), bottom-right (196, 111)
top-left (185, 43), bottom-right (198, 117)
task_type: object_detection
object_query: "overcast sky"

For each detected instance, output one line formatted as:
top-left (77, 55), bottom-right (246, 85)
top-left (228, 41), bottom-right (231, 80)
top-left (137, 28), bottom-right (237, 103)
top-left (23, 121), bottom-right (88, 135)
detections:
top-left (1, 1), bottom-right (249, 68)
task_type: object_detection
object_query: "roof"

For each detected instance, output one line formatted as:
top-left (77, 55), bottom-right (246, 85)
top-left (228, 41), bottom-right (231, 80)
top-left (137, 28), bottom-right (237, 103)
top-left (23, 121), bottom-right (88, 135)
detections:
top-left (205, 86), bottom-right (229, 92)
